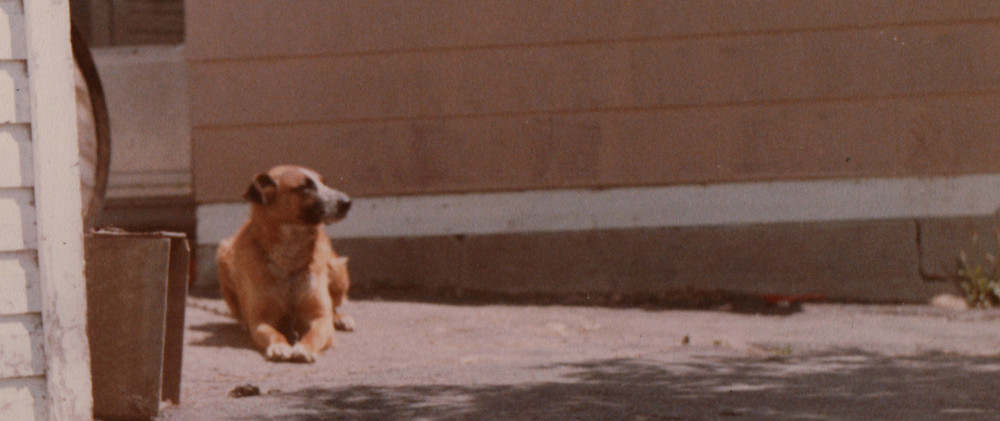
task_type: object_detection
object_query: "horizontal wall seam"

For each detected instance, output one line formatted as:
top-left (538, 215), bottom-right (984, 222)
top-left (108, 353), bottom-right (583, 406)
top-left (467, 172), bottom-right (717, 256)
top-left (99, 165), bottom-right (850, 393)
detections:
top-left (187, 16), bottom-right (1000, 64)
top-left (190, 89), bottom-right (1000, 131)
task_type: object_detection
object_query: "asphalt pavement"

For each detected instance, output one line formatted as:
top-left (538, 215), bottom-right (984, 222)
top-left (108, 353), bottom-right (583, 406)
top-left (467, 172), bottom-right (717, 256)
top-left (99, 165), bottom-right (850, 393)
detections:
top-left (157, 296), bottom-right (1000, 421)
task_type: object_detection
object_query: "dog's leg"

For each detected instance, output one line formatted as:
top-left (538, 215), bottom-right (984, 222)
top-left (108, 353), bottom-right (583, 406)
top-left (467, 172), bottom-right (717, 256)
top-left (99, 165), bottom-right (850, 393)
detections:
top-left (248, 321), bottom-right (297, 362)
top-left (292, 317), bottom-right (334, 363)
top-left (216, 242), bottom-right (244, 323)
top-left (333, 312), bottom-right (355, 332)
top-left (327, 256), bottom-right (354, 332)
top-left (290, 288), bottom-right (336, 363)
top-left (217, 267), bottom-right (243, 324)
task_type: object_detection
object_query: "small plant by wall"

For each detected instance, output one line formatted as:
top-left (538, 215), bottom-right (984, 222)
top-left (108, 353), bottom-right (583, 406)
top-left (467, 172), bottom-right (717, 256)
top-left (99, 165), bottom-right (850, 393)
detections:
top-left (956, 233), bottom-right (1000, 308)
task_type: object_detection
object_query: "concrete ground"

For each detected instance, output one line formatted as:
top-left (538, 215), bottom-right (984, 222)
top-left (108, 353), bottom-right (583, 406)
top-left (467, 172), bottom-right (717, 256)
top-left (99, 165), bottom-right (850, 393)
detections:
top-left (158, 297), bottom-right (1000, 421)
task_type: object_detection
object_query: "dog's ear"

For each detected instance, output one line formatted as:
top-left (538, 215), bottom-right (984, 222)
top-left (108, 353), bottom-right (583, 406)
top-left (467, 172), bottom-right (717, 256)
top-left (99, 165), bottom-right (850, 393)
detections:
top-left (244, 172), bottom-right (277, 205)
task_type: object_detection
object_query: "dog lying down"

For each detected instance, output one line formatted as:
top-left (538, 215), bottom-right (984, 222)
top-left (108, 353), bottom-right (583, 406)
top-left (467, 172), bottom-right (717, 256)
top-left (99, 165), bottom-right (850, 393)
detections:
top-left (216, 165), bottom-right (354, 363)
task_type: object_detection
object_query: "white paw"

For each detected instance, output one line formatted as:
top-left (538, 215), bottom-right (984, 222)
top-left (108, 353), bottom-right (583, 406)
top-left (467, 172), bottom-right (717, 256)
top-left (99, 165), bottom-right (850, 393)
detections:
top-left (334, 316), bottom-right (356, 332)
top-left (265, 343), bottom-right (294, 361)
top-left (289, 343), bottom-right (316, 363)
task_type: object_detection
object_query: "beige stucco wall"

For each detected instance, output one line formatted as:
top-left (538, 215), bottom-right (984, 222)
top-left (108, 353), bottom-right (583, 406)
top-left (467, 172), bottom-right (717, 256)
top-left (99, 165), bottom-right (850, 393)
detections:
top-left (187, 0), bottom-right (1000, 202)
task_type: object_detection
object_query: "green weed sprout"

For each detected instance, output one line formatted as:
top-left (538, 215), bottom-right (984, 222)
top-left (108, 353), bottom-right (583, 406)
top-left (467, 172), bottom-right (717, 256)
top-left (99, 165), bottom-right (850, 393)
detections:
top-left (957, 233), bottom-right (1000, 308)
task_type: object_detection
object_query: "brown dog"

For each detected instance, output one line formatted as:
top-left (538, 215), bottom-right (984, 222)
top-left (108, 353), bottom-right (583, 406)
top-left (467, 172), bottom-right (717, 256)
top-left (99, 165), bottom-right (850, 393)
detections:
top-left (216, 165), bottom-right (354, 363)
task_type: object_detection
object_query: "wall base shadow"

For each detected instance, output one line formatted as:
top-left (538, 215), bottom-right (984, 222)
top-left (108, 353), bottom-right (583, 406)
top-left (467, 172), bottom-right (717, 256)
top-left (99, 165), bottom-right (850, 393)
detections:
top-left (350, 284), bottom-right (809, 316)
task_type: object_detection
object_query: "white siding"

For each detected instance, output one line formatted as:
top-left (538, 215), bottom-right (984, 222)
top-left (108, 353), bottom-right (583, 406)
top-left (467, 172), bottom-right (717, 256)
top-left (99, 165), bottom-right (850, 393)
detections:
top-left (0, 377), bottom-right (47, 421)
top-left (0, 130), bottom-right (42, 421)
top-left (0, 314), bottom-right (44, 378)
top-left (0, 0), bottom-right (26, 60)
top-left (3, 1), bottom-right (91, 420)
top-left (0, 2), bottom-right (36, 363)
top-left (0, 188), bottom-right (35, 252)
top-left (0, 62), bottom-right (29, 124)
top-left (0, 124), bottom-right (32, 187)
top-left (23, 0), bottom-right (94, 418)
top-left (0, 251), bottom-right (39, 314)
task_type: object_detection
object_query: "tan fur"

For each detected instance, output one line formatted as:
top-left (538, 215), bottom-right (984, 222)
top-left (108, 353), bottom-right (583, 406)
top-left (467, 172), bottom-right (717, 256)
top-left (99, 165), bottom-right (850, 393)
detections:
top-left (216, 165), bottom-right (352, 363)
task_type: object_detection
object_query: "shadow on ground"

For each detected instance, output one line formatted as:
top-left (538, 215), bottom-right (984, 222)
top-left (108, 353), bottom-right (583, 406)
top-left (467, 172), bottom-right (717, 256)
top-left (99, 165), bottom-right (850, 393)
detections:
top-left (188, 321), bottom-right (256, 351)
top-left (237, 351), bottom-right (999, 421)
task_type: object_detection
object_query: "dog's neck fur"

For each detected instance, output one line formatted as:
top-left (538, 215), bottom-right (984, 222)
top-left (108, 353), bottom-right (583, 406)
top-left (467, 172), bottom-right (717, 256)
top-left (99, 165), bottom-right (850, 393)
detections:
top-left (251, 221), bottom-right (320, 279)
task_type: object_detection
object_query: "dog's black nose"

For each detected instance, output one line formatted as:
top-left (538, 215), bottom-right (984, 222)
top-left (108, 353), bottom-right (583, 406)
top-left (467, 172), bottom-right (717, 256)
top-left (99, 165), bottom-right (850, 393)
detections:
top-left (337, 198), bottom-right (352, 215)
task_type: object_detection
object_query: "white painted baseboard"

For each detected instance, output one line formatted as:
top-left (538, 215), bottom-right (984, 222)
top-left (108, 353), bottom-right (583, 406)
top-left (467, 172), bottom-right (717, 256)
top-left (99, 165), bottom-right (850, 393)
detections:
top-left (198, 173), bottom-right (1000, 244)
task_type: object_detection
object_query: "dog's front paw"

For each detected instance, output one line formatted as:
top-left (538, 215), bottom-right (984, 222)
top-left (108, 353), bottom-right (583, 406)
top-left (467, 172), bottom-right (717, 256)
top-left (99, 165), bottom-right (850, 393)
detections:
top-left (265, 343), bottom-right (295, 361)
top-left (334, 315), bottom-right (356, 332)
top-left (289, 344), bottom-right (315, 363)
